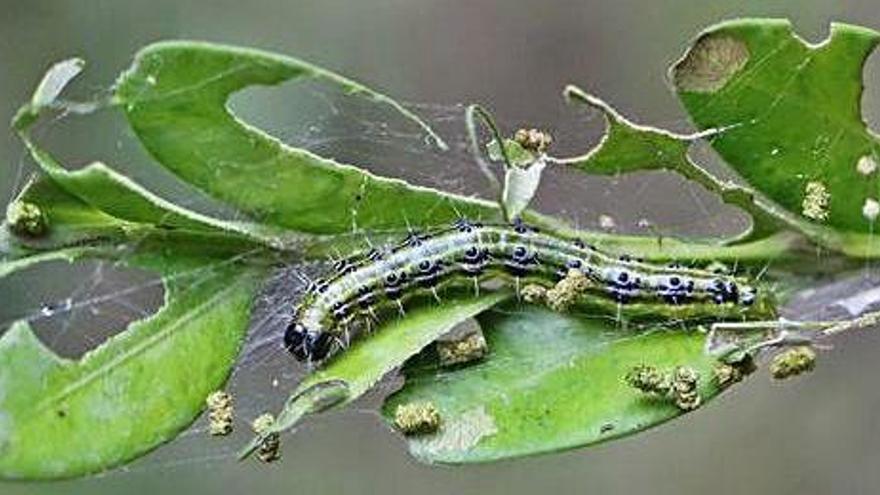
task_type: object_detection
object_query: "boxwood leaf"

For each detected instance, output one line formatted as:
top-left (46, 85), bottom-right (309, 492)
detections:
top-left (672, 19), bottom-right (880, 249)
top-left (113, 41), bottom-right (501, 234)
top-left (382, 305), bottom-right (731, 464)
top-left (0, 246), bottom-right (266, 479)
top-left (557, 86), bottom-right (790, 242)
top-left (12, 57), bottom-right (292, 249)
top-left (1, 132), bottom-right (270, 480)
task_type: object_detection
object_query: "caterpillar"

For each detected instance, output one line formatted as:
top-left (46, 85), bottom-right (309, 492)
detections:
top-left (284, 219), bottom-right (774, 363)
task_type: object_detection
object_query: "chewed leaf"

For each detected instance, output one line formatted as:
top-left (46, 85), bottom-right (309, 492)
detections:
top-left (673, 20), bottom-right (880, 239)
top-left (0, 143), bottom-right (269, 479)
top-left (240, 292), bottom-right (509, 459)
top-left (22, 151), bottom-right (286, 246)
top-left (7, 175), bottom-right (263, 259)
top-left (114, 41), bottom-right (500, 234)
top-left (11, 57), bottom-right (293, 250)
top-left (558, 86), bottom-right (788, 243)
top-left (0, 246), bottom-right (106, 279)
top-left (0, 251), bottom-right (265, 479)
top-left (383, 305), bottom-right (731, 464)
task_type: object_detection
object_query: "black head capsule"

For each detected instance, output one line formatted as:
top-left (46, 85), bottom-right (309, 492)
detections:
top-left (725, 281), bottom-right (739, 303)
top-left (285, 323), bottom-right (334, 361)
top-left (284, 322), bottom-right (309, 360)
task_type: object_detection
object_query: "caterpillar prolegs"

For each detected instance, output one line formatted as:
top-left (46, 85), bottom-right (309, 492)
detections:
top-left (284, 219), bottom-right (774, 363)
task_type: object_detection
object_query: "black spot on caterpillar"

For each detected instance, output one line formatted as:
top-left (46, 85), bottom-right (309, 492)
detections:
top-left (284, 219), bottom-right (773, 363)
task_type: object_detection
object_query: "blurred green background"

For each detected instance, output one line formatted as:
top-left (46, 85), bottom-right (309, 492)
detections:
top-left (2, 1), bottom-right (880, 494)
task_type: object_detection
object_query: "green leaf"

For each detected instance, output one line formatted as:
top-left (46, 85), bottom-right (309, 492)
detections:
top-left (11, 57), bottom-right (289, 249)
top-left (113, 41), bottom-right (500, 234)
top-left (7, 175), bottom-right (264, 260)
top-left (2, 119), bottom-right (270, 478)
top-left (0, 246), bottom-right (106, 279)
top-left (0, 249), bottom-right (266, 479)
top-left (25, 151), bottom-right (286, 246)
top-left (240, 292), bottom-right (509, 459)
top-left (558, 86), bottom-right (790, 242)
top-left (672, 20), bottom-right (880, 237)
top-left (383, 305), bottom-right (727, 464)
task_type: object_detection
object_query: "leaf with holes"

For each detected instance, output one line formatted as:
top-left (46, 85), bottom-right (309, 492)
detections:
top-left (0, 251), bottom-right (265, 479)
top-left (382, 304), bottom-right (734, 464)
top-left (672, 19), bottom-right (880, 253)
top-left (557, 86), bottom-right (790, 243)
top-left (0, 134), bottom-right (269, 479)
top-left (113, 41), bottom-right (501, 234)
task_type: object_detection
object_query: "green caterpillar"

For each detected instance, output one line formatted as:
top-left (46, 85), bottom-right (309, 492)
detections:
top-left (284, 219), bottom-right (774, 362)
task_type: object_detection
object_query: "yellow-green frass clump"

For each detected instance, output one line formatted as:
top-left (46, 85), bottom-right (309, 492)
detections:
top-left (6, 200), bottom-right (47, 237)
top-left (394, 401), bottom-right (442, 435)
top-left (770, 346), bottom-right (816, 380)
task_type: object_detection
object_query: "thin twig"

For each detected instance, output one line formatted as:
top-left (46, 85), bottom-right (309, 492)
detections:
top-left (465, 104), bottom-right (511, 221)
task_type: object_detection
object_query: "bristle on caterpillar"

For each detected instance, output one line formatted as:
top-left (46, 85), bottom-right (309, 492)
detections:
top-left (284, 219), bottom-right (772, 363)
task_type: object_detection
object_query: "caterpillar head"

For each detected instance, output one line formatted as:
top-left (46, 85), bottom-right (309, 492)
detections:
top-left (284, 321), bottom-right (333, 362)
